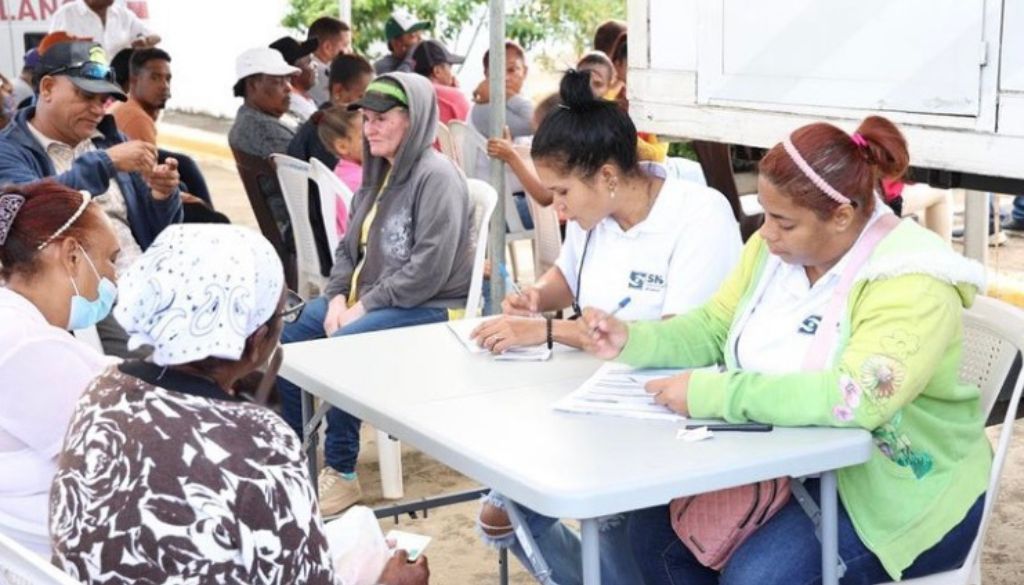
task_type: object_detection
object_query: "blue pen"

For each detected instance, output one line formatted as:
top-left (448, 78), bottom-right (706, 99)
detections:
top-left (590, 296), bottom-right (631, 335)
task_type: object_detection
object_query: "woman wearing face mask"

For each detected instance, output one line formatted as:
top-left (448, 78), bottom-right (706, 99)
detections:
top-left (584, 117), bottom-right (990, 584)
top-left (0, 179), bottom-right (120, 555)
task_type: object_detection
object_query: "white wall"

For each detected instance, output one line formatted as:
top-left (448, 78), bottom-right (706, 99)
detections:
top-left (148, 0), bottom-right (293, 118)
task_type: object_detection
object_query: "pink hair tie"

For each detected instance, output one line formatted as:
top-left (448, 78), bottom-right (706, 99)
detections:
top-left (782, 138), bottom-right (852, 205)
top-left (850, 132), bottom-right (868, 148)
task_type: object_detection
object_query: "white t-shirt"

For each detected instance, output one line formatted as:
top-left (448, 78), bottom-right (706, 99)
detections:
top-left (0, 287), bottom-right (112, 555)
top-left (733, 204), bottom-right (891, 373)
top-left (555, 174), bottom-right (742, 322)
top-left (50, 0), bottom-right (152, 56)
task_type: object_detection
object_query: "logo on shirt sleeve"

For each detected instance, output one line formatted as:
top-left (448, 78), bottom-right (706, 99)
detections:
top-left (798, 315), bottom-right (822, 335)
top-left (628, 271), bottom-right (666, 292)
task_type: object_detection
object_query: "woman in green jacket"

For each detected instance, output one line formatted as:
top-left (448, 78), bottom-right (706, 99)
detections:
top-left (583, 116), bottom-right (990, 584)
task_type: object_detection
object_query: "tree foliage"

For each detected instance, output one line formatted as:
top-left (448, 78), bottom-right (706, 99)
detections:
top-left (283, 0), bottom-right (626, 57)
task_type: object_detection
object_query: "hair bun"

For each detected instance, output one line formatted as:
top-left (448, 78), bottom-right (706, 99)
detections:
top-left (559, 69), bottom-right (602, 113)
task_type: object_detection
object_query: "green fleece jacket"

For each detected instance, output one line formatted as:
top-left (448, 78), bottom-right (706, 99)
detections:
top-left (619, 219), bottom-right (991, 580)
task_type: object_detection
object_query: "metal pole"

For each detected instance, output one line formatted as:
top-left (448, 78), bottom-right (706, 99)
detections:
top-left (486, 0), bottom-right (507, 313)
top-left (580, 518), bottom-right (601, 584)
top-left (337, 0), bottom-right (351, 25)
top-left (820, 471), bottom-right (839, 585)
top-left (963, 190), bottom-right (988, 263)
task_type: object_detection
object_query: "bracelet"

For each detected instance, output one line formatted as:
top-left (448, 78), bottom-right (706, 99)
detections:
top-left (545, 316), bottom-right (553, 350)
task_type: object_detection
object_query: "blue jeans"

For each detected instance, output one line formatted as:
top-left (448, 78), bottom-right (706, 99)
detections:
top-left (276, 297), bottom-right (449, 473)
top-left (1012, 195), bottom-right (1024, 222)
top-left (628, 479), bottom-right (984, 585)
top-left (479, 494), bottom-right (643, 585)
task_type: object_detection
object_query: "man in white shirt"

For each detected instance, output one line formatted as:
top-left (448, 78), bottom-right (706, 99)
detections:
top-left (50, 0), bottom-right (160, 56)
top-left (307, 16), bottom-right (351, 106)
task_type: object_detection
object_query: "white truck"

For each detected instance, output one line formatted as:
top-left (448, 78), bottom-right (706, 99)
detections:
top-left (627, 0), bottom-right (1024, 257)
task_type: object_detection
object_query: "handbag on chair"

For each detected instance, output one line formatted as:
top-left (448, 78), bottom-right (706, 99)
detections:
top-left (667, 213), bottom-right (901, 570)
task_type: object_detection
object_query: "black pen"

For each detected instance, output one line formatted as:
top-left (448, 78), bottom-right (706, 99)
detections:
top-left (684, 423), bottom-right (774, 432)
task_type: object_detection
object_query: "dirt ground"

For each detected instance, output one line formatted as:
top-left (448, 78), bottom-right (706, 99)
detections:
top-left (190, 150), bottom-right (1024, 585)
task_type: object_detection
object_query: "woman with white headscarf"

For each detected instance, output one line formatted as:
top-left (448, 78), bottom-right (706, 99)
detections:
top-left (47, 224), bottom-right (429, 585)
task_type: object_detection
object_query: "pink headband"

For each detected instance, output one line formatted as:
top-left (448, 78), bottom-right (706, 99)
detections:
top-left (782, 138), bottom-right (852, 205)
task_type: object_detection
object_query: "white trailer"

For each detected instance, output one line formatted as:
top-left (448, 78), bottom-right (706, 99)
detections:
top-left (627, 0), bottom-right (1024, 258)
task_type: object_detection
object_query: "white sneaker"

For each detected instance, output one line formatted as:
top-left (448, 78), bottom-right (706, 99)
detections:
top-left (318, 468), bottom-right (362, 517)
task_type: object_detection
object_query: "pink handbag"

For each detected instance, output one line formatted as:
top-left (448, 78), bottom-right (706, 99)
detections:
top-left (668, 213), bottom-right (901, 570)
top-left (669, 478), bottom-right (791, 570)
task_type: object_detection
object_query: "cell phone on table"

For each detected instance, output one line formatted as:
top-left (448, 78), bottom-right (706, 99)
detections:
top-left (386, 529), bottom-right (431, 562)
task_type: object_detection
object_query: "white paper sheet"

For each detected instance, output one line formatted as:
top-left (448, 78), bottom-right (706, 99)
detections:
top-left (553, 362), bottom-right (698, 422)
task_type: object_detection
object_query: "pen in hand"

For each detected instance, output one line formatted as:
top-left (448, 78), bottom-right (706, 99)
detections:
top-left (590, 296), bottom-right (632, 336)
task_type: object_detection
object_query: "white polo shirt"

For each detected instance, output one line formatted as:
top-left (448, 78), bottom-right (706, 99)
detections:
top-left (0, 287), bottom-right (112, 556)
top-left (556, 173), bottom-right (742, 321)
top-left (50, 0), bottom-right (152, 56)
top-left (733, 204), bottom-right (891, 373)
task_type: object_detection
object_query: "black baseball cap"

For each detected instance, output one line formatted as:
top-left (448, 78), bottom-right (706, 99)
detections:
top-left (36, 41), bottom-right (126, 101)
top-left (347, 78), bottom-right (408, 113)
top-left (411, 39), bottom-right (464, 76)
top-left (269, 36), bottom-right (319, 66)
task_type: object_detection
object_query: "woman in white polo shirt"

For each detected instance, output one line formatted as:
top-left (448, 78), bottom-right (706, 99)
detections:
top-left (0, 179), bottom-right (119, 556)
top-left (472, 70), bottom-right (742, 585)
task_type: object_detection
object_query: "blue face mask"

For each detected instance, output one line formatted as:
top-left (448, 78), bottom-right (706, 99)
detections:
top-left (67, 246), bottom-right (117, 331)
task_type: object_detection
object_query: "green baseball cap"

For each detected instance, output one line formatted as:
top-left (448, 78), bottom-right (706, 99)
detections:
top-left (347, 79), bottom-right (408, 113)
top-left (385, 8), bottom-right (431, 41)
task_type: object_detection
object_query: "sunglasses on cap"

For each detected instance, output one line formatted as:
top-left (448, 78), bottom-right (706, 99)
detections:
top-left (47, 61), bottom-right (115, 84)
top-left (274, 290), bottom-right (307, 324)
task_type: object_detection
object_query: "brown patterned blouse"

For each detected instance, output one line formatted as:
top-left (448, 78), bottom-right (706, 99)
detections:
top-left (49, 361), bottom-right (338, 584)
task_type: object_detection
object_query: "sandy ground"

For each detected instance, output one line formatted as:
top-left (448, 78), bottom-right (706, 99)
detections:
top-left (188, 150), bottom-right (1024, 584)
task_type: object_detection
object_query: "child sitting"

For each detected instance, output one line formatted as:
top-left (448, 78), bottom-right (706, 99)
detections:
top-left (315, 105), bottom-right (363, 238)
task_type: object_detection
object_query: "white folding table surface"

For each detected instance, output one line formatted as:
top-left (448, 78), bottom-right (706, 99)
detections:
top-left (280, 321), bottom-right (873, 585)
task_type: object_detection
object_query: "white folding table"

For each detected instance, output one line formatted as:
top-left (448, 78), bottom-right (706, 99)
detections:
top-left (280, 321), bottom-right (873, 585)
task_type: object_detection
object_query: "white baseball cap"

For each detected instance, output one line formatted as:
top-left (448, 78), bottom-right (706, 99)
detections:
top-left (235, 47), bottom-right (300, 83)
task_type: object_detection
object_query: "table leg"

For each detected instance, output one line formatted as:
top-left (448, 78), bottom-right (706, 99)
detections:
top-left (300, 389), bottom-right (318, 493)
top-left (581, 518), bottom-right (601, 585)
top-left (963, 190), bottom-right (989, 263)
top-left (820, 470), bottom-right (839, 585)
top-left (499, 548), bottom-right (509, 585)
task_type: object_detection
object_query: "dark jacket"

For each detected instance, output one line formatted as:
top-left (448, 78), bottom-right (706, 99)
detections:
top-left (0, 107), bottom-right (183, 250)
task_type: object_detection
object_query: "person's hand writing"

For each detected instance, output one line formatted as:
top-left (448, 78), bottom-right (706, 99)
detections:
top-left (645, 371), bottom-right (692, 416)
top-left (149, 157), bottom-right (179, 201)
top-left (107, 140), bottom-right (157, 174)
top-left (501, 287), bottom-right (540, 317)
top-left (579, 307), bottom-right (628, 360)
top-left (471, 315), bottom-right (545, 354)
top-left (378, 550), bottom-right (430, 585)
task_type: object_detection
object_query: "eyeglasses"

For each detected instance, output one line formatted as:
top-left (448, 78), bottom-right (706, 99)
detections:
top-left (274, 290), bottom-right (307, 324)
top-left (46, 62), bottom-right (115, 84)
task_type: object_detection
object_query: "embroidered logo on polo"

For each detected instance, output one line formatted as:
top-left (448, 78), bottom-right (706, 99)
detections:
top-left (628, 271), bottom-right (666, 292)
top-left (798, 315), bottom-right (822, 334)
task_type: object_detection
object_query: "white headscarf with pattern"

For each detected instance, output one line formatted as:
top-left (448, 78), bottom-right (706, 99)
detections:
top-left (114, 225), bottom-right (284, 366)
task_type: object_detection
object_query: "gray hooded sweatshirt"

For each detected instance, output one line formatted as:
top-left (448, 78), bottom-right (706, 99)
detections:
top-left (324, 73), bottom-right (473, 311)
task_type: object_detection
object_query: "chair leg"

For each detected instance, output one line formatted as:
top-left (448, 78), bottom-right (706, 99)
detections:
top-left (508, 243), bottom-right (520, 283)
top-left (376, 429), bottom-right (404, 499)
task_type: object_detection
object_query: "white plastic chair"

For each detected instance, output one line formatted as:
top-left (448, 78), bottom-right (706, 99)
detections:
top-left (436, 122), bottom-right (460, 167)
top-left (449, 120), bottom-right (534, 280)
top-left (309, 157), bottom-right (354, 258)
top-left (512, 142), bottom-right (561, 279)
top-left (879, 295), bottom-right (1024, 585)
top-left (0, 530), bottom-right (79, 585)
top-left (465, 178), bottom-right (499, 318)
top-left (271, 154), bottom-right (324, 299)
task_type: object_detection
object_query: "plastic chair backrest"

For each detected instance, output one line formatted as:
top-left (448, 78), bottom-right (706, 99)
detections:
top-left (231, 148), bottom-right (297, 289)
top-left (881, 295), bottom-right (1024, 585)
top-left (436, 122), bottom-right (460, 167)
top-left (465, 179), bottom-right (498, 318)
top-left (447, 120), bottom-right (470, 173)
top-left (0, 531), bottom-right (79, 585)
top-left (513, 144), bottom-right (561, 276)
top-left (451, 121), bottom-right (531, 237)
top-left (309, 157), bottom-right (353, 257)
top-left (270, 154), bottom-right (323, 299)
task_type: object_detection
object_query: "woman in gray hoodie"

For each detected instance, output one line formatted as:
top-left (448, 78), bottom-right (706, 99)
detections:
top-left (276, 72), bottom-right (473, 516)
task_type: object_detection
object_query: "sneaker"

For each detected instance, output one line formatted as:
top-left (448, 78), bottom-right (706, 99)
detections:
top-left (952, 225), bottom-right (1008, 246)
top-left (1002, 217), bottom-right (1024, 232)
top-left (318, 468), bottom-right (362, 517)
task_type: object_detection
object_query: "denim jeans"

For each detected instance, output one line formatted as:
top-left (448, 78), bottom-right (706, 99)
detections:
top-left (276, 297), bottom-right (449, 473)
top-left (628, 479), bottom-right (984, 585)
top-left (1012, 195), bottom-right (1024, 222)
top-left (479, 493), bottom-right (643, 585)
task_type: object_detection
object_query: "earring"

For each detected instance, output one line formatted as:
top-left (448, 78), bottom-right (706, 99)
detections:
top-left (610, 188), bottom-right (617, 200)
